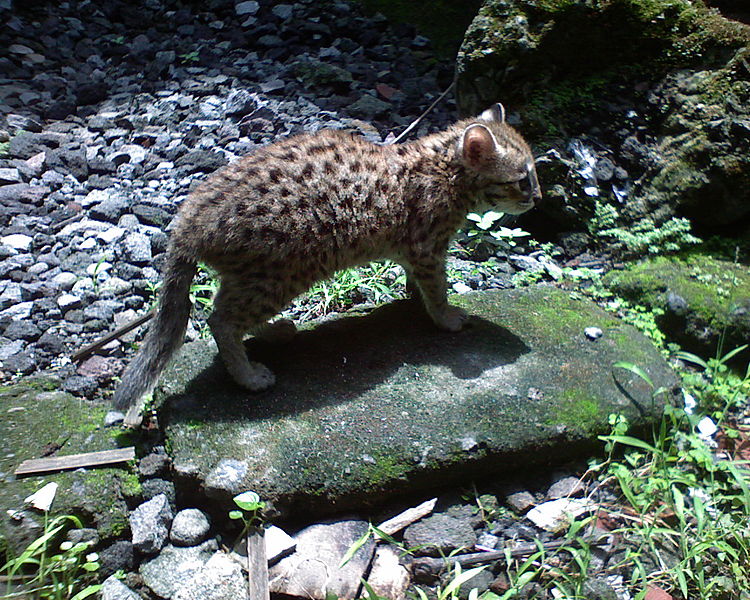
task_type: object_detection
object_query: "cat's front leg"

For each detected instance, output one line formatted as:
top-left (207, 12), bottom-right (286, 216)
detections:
top-left (404, 256), bottom-right (469, 332)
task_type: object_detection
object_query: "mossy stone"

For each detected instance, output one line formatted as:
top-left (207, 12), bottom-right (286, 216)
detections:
top-left (0, 378), bottom-right (134, 553)
top-left (456, 0), bottom-right (750, 236)
top-left (159, 287), bottom-right (678, 518)
top-left (603, 252), bottom-right (750, 356)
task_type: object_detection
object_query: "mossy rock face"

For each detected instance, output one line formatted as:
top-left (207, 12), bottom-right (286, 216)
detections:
top-left (160, 287), bottom-right (678, 518)
top-left (0, 379), bottom-right (134, 554)
top-left (603, 253), bottom-right (750, 355)
top-left (456, 0), bottom-right (750, 238)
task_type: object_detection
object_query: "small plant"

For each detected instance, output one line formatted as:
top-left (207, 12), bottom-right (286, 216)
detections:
top-left (229, 490), bottom-right (266, 532)
top-left (2, 512), bottom-right (101, 600)
top-left (464, 211), bottom-right (530, 254)
top-left (588, 202), bottom-right (700, 256)
top-left (292, 260), bottom-right (406, 319)
top-left (179, 49), bottom-right (200, 64)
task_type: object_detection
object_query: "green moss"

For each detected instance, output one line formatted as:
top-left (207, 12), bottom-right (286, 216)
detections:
top-left (547, 389), bottom-right (602, 432)
top-left (360, 453), bottom-right (411, 489)
top-left (602, 251), bottom-right (750, 354)
top-left (120, 471), bottom-right (142, 499)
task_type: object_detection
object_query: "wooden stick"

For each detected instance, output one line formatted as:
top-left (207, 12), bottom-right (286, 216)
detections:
top-left (247, 527), bottom-right (270, 600)
top-left (390, 81), bottom-right (455, 145)
top-left (14, 447), bottom-right (136, 477)
top-left (377, 498), bottom-right (437, 536)
top-left (71, 310), bottom-right (154, 363)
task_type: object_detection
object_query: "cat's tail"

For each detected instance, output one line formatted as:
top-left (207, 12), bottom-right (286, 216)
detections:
top-left (112, 253), bottom-right (197, 420)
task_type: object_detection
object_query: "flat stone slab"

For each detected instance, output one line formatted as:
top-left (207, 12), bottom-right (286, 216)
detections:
top-left (160, 287), bottom-right (679, 516)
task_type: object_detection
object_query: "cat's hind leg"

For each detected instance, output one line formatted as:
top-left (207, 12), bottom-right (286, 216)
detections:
top-left (207, 277), bottom-right (278, 391)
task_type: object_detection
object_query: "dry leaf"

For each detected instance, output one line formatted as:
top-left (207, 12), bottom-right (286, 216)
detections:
top-left (645, 584), bottom-right (673, 600)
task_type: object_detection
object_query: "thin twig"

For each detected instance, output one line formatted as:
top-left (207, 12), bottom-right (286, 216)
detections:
top-left (71, 309), bottom-right (154, 363)
top-left (389, 81), bottom-right (455, 145)
top-left (410, 535), bottom-right (610, 575)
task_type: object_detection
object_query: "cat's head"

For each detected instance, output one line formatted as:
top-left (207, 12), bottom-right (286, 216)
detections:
top-left (458, 103), bottom-right (541, 215)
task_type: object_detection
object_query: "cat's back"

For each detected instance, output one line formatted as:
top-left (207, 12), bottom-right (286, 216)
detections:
top-left (172, 129), bottom-right (402, 257)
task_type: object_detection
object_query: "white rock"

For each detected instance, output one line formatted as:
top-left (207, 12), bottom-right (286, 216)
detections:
top-left (0, 300), bottom-right (34, 320)
top-left (57, 293), bottom-right (82, 310)
top-left (366, 546), bottom-right (409, 600)
top-left (101, 575), bottom-right (141, 600)
top-left (697, 416), bottom-right (717, 439)
top-left (452, 282), bottom-right (472, 294)
top-left (1, 234), bottom-right (33, 252)
top-left (584, 327), bottom-right (603, 340)
top-left (98, 226), bottom-right (125, 243)
top-left (526, 498), bottom-right (596, 533)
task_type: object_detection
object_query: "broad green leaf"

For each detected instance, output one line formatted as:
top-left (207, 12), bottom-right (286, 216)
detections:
top-left (613, 361), bottom-right (654, 388)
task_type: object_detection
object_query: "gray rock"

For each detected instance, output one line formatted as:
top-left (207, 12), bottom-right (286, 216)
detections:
top-left (547, 476), bottom-right (584, 499)
top-left (130, 494), bottom-right (173, 555)
top-left (347, 95), bottom-right (390, 119)
top-left (224, 89), bottom-right (257, 117)
top-left (89, 193), bottom-right (130, 223)
top-left (174, 150), bottom-right (228, 174)
top-left (173, 552), bottom-right (247, 600)
top-left (139, 452), bottom-right (171, 478)
top-left (3, 320), bottom-right (41, 341)
top-left (170, 509), bottom-right (211, 546)
top-left (160, 288), bottom-right (677, 517)
top-left (140, 540), bottom-right (218, 599)
top-left (235, 0), bottom-right (259, 15)
top-left (506, 491), bottom-right (536, 513)
top-left (121, 232), bottom-right (152, 265)
top-left (142, 478), bottom-right (176, 507)
top-left (269, 520), bottom-right (374, 600)
top-left (46, 145), bottom-right (88, 181)
top-left (403, 512), bottom-right (477, 557)
top-left (204, 459), bottom-right (248, 499)
top-left (100, 540), bottom-right (135, 578)
top-left (272, 4), bottom-right (293, 19)
top-left (101, 576), bottom-right (140, 600)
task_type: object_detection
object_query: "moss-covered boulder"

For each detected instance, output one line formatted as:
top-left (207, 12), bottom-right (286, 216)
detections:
top-left (0, 379), bottom-right (136, 555)
top-left (160, 287), bottom-right (678, 518)
top-left (603, 253), bottom-right (750, 355)
top-left (456, 0), bottom-right (750, 240)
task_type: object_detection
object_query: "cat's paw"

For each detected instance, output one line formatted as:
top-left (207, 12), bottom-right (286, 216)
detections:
top-left (239, 362), bottom-right (276, 391)
top-left (434, 305), bottom-right (469, 332)
top-left (258, 319), bottom-right (297, 344)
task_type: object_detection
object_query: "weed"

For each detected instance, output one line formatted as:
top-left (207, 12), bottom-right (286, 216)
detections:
top-left (291, 260), bottom-right (406, 320)
top-left (229, 490), bottom-right (266, 531)
top-left (464, 211), bottom-right (530, 254)
top-left (1, 511), bottom-right (101, 600)
top-left (179, 49), bottom-right (200, 64)
top-left (590, 351), bottom-right (750, 599)
top-left (588, 202), bottom-right (701, 256)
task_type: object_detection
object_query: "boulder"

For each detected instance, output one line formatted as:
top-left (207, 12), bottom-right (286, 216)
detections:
top-left (160, 287), bottom-right (678, 517)
top-left (603, 252), bottom-right (750, 357)
top-left (456, 0), bottom-right (750, 239)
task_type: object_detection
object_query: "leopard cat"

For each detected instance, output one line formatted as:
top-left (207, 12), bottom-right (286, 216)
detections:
top-left (112, 103), bottom-right (541, 425)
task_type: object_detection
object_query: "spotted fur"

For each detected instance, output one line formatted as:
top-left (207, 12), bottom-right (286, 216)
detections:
top-left (112, 105), bottom-right (541, 425)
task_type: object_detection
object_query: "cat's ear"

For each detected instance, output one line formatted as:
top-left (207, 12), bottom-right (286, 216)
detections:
top-left (460, 124), bottom-right (499, 169)
top-left (479, 103), bottom-right (505, 124)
